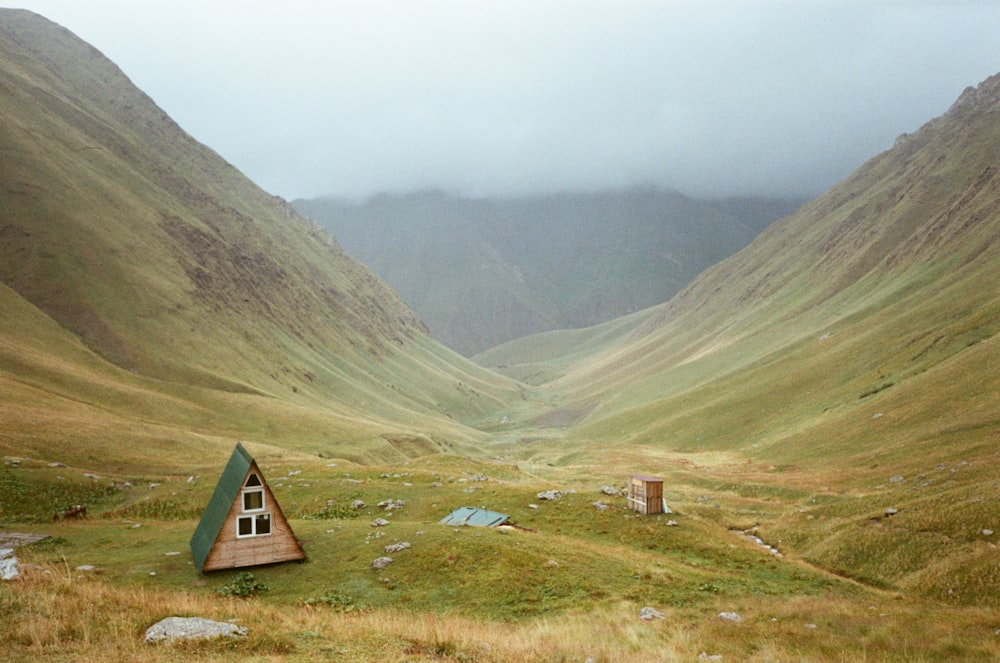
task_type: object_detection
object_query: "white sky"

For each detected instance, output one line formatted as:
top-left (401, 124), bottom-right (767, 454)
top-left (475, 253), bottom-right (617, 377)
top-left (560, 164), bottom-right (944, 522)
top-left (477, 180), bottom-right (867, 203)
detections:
top-left (8, 1), bottom-right (1000, 200)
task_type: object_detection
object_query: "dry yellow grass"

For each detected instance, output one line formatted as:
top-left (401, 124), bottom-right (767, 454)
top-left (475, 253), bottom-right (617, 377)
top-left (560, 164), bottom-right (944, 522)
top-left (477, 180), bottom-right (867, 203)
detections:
top-left (4, 560), bottom-right (999, 662)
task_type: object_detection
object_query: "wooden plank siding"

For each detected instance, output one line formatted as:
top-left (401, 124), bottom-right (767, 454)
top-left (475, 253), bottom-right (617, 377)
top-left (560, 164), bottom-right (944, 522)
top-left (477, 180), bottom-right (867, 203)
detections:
top-left (627, 474), bottom-right (664, 515)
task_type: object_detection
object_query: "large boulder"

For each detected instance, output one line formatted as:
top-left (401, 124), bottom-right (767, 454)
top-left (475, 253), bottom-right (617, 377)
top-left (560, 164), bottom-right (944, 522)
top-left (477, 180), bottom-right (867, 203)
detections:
top-left (144, 617), bottom-right (247, 644)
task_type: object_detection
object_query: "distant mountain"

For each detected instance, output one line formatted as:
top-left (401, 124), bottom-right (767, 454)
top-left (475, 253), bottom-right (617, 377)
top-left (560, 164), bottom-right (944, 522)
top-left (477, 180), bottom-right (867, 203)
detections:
top-left (0, 10), bottom-right (522, 467)
top-left (294, 189), bottom-right (803, 355)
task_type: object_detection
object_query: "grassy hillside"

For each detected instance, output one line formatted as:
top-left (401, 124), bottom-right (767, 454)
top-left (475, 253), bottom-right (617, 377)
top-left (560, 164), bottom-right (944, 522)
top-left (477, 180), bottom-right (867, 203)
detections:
top-left (484, 73), bottom-right (1000, 608)
top-left (295, 189), bottom-right (801, 355)
top-left (0, 9), bottom-right (525, 467)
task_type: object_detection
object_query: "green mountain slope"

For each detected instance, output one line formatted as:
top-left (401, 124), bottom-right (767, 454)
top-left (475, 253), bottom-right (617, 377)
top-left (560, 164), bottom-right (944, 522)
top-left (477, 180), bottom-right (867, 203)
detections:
top-left (0, 10), bottom-right (523, 468)
top-left (485, 73), bottom-right (1000, 604)
top-left (294, 189), bottom-right (802, 355)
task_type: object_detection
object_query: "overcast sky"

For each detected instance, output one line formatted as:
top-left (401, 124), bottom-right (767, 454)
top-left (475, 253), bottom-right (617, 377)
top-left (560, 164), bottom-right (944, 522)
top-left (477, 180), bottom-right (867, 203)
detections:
top-left (10, 1), bottom-right (1000, 201)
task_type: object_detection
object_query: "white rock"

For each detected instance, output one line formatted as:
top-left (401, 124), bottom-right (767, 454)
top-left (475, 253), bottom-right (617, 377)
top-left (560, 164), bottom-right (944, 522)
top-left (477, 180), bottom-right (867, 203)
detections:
top-left (370, 518), bottom-right (390, 527)
top-left (371, 556), bottom-right (393, 569)
top-left (983, 529), bottom-right (994, 536)
top-left (0, 549), bottom-right (20, 581)
top-left (384, 542), bottom-right (411, 554)
top-left (718, 612), bottom-right (743, 623)
top-left (145, 617), bottom-right (246, 643)
top-left (638, 606), bottom-right (664, 620)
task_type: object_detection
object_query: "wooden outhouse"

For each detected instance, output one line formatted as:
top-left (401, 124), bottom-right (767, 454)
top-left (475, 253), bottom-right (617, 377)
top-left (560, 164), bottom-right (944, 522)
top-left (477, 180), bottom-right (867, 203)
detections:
top-left (627, 474), bottom-right (664, 515)
top-left (190, 442), bottom-right (305, 573)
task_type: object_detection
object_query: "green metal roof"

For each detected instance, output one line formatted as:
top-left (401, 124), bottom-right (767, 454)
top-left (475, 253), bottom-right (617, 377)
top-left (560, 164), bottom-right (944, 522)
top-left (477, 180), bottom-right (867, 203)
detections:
top-left (190, 442), bottom-right (253, 573)
top-left (439, 506), bottom-right (509, 528)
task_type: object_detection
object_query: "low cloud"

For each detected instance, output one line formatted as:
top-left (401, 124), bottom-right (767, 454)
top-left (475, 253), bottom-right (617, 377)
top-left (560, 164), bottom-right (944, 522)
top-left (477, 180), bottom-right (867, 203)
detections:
top-left (18, 1), bottom-right (1000, 200)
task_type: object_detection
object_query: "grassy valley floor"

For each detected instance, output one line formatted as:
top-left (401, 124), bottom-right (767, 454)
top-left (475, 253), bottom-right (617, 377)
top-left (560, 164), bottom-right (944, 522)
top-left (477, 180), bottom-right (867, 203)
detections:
top-left (2, 443), bottom-right (997, 662)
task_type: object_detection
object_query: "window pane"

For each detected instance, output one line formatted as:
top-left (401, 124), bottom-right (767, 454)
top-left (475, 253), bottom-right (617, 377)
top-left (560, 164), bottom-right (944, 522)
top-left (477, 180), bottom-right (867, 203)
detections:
top-left (237, 516), bottom-right (252, 536)
top-left (245, 473), bottom-right (262, 487)
top-left (256, 514), bottom-right (271, 535)
top-left (243, 490), bottom-right (263, 511)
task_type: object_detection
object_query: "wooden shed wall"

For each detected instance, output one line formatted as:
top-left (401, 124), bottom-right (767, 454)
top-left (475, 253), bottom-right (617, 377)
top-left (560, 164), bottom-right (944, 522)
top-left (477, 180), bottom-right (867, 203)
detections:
top-left (201, 463), bottom-right (305, 572)
top-left (628, 474), bottom-right (664, 515)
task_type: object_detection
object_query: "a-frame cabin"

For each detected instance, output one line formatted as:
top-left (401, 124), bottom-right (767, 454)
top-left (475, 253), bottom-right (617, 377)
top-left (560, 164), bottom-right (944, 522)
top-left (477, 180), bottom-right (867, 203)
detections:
top-left (190, 442), bottom-right (305, 573)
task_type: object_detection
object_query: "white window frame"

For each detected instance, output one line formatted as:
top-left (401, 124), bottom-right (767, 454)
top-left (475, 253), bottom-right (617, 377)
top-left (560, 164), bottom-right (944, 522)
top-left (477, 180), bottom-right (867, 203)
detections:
top-left (236, 473), bottom-right (270, 537)
top-left (236, 512), bottom-right (272, 538)
top-left (242, 487), bottom-right (265, 512)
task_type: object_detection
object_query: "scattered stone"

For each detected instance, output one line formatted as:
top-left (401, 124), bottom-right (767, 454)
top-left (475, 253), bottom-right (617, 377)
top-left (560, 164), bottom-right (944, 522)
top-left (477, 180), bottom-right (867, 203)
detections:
top-left (805, 623), bottom-right (818, 629)
top-left (84, 472), bottom-right (99, 480)
top-left (371, 556), bottom-right (393, 569)
top-left (351, 499), bottom-right (366, 510)
top-left (872, 412), bottom-right (884, 419)
top-left (164, 551), bottom-right (181, 556)
top-left (718, 612), bottom-right (743, 623)
top-left (48, 462), bottom-right (66, 468)
top-left (889, 475), bottom-right (904, 483)
top-left (430, 482), bottom-right (443, 488)
top-left (638, 606), bottom-right (664, 620)
top-left (984, 529), bottom-right (994, 536)
top-left (537, 489), bottom-right (574, 501)
top-left (592, 502), bottom-right (609, 511)
top-left (545, 559), bottom-right (559, 567)
top-left (885, 508), bottom-right (899, 516)
top-left (0, 549), bottom-right (20, 580)
top-left (144, 617), bottom-right (246, 644)
top-left (371, 518), bottom-right (390, 527)
top-left (527, 504), bottom-right (539, 509)
top-left (600, 485), bottom-right (621, 496)
top-left (469, 474), bottom-right (488, 482)
top-left (384, 542), bottom-right (411, 554)
top-left (75, 565), bottom-right (98, 572)
top-left (666, 520), bottom-right (679, 527)
top-left (699, 654), bottom-right (723, 661)
top-left (377, 499), bottom-right (405, 511)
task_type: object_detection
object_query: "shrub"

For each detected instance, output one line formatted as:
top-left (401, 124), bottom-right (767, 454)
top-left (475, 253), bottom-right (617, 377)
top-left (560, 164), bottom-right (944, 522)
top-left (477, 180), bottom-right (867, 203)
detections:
top-left (302, 589), bottom-right (365, 612)
top-left (216, 572), bottom-right (268, 598)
